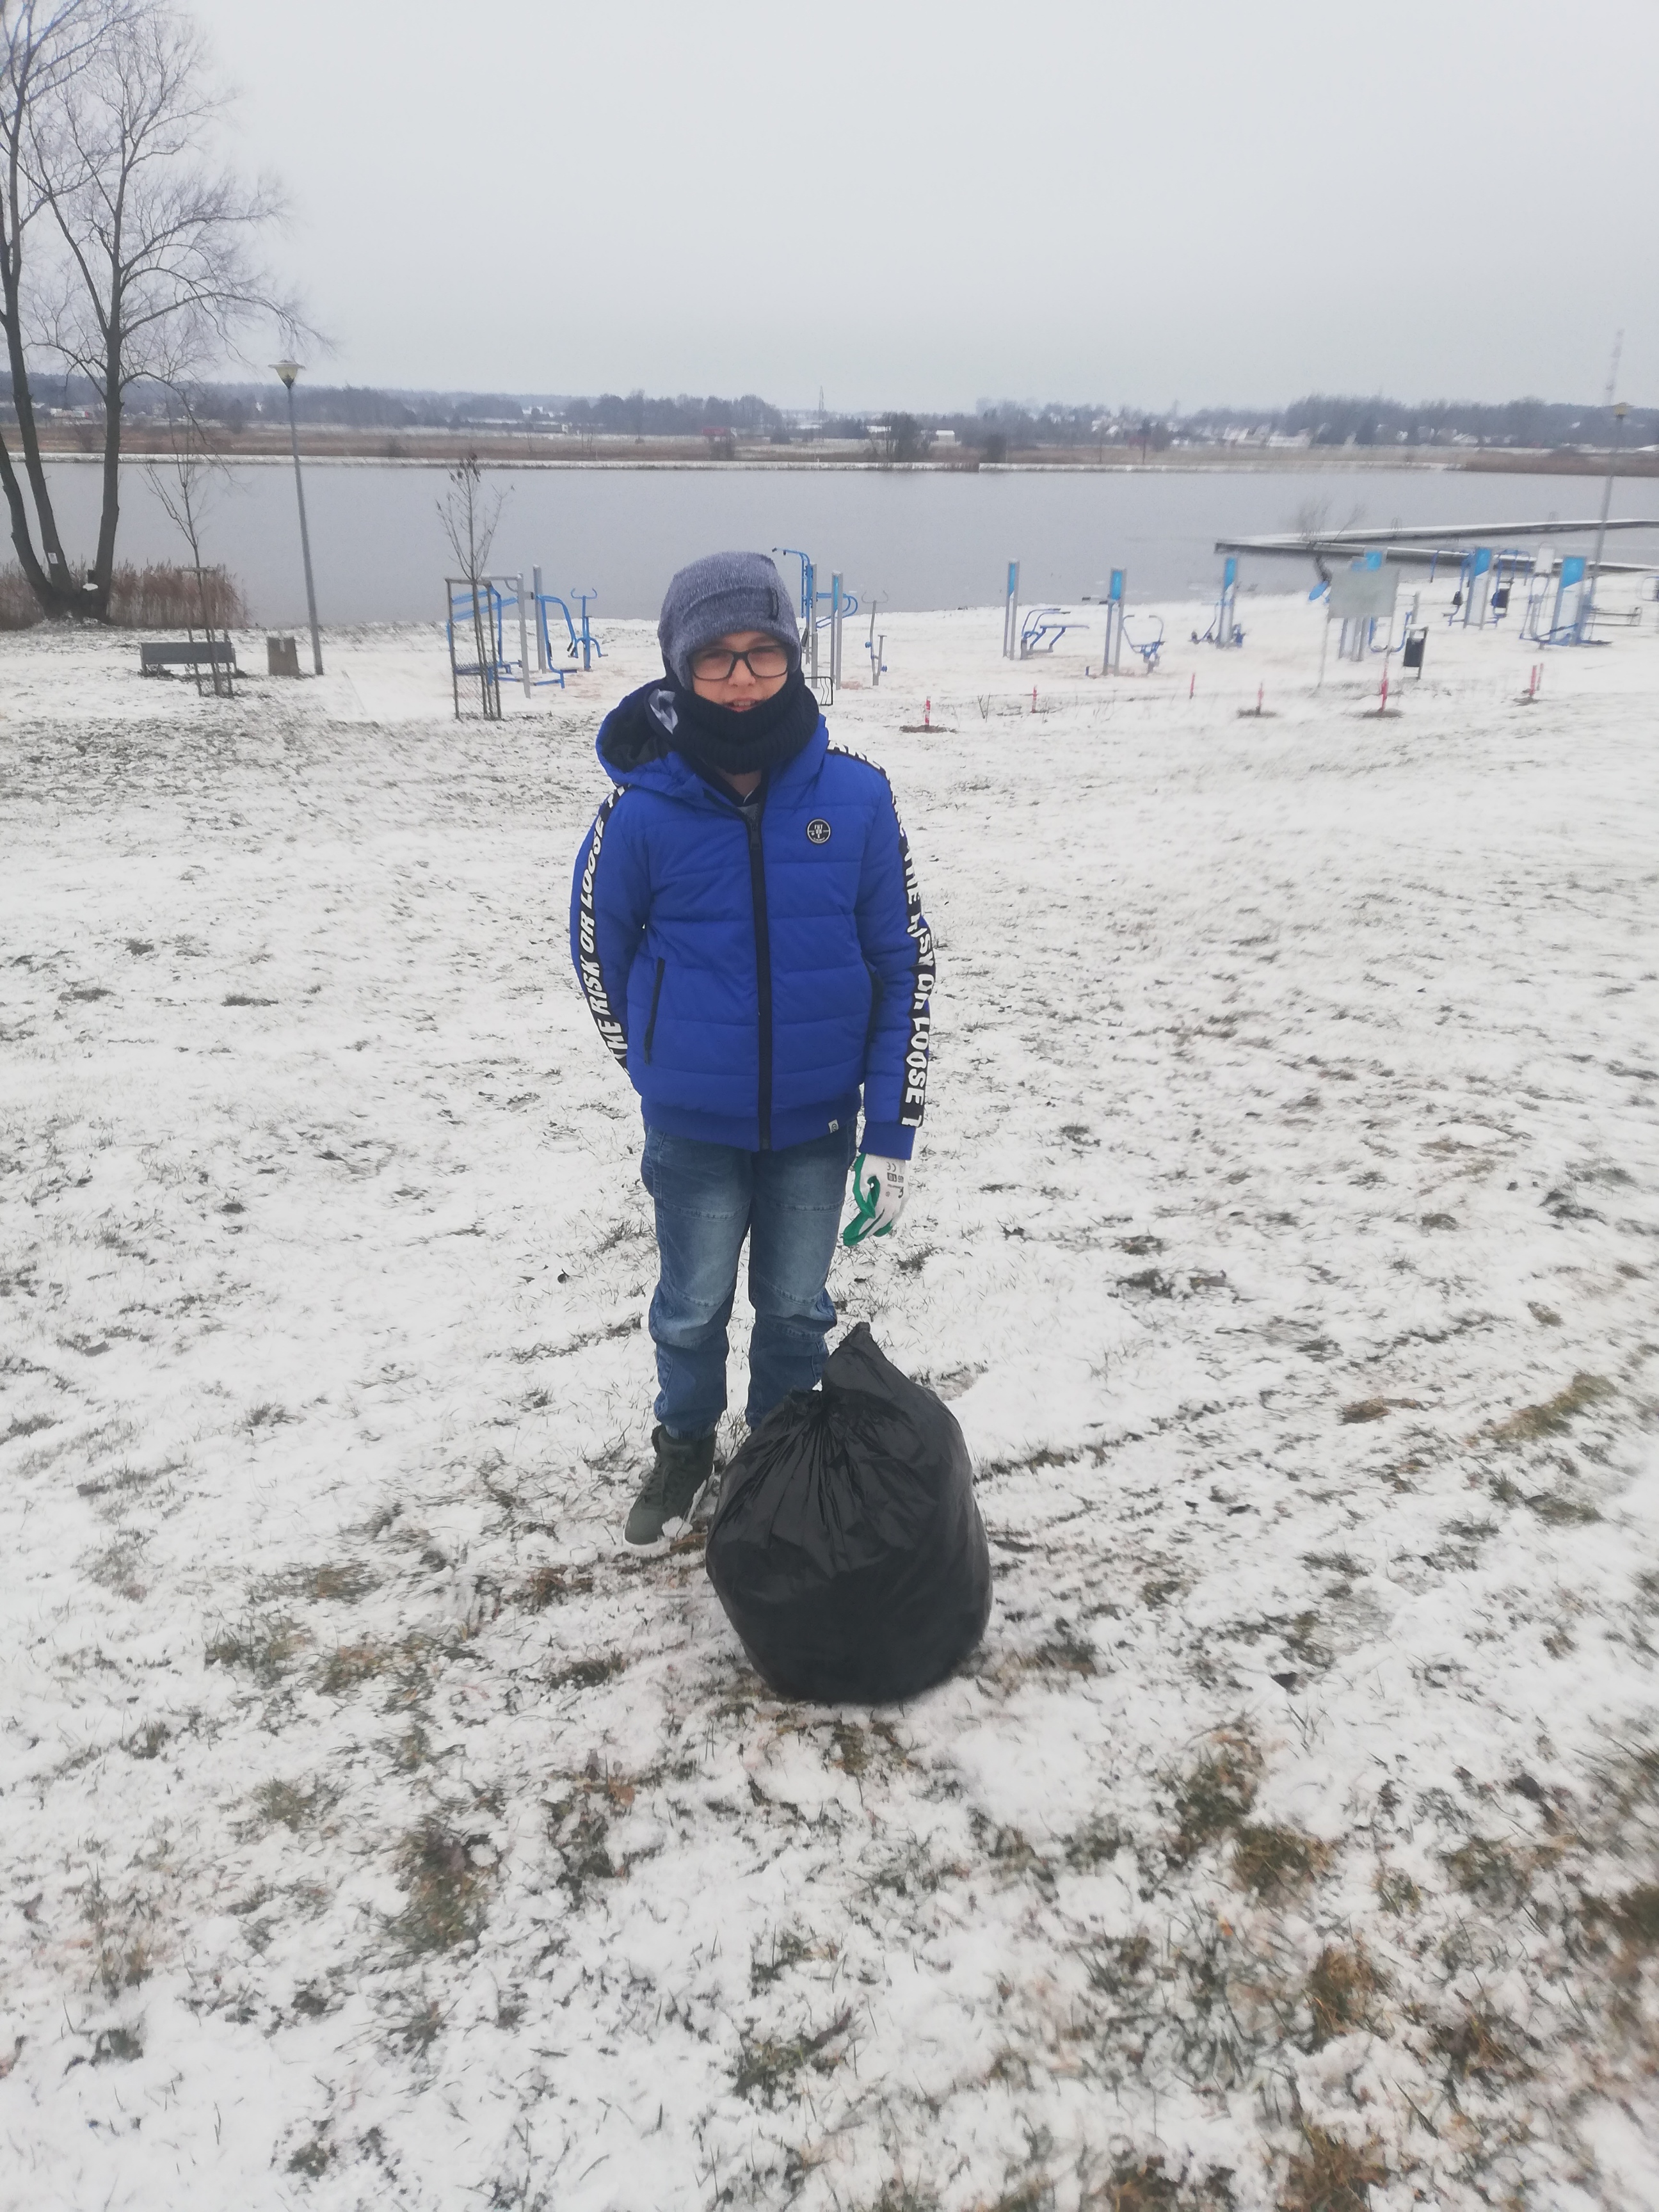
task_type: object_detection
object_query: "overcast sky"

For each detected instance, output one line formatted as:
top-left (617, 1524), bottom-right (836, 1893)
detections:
top-left (190, 0), bottom-right (1658, 412)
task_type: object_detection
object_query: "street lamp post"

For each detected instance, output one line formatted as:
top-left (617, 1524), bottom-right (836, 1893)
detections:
top-left (1584, 399), bottom-right (1630, 642)
top-left (273, 359), bottom-right (323, 675)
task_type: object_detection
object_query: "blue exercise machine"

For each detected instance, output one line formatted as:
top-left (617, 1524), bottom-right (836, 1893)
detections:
top-left (1087, 569), bottom-right (1164, 673)
top-left (446, 575), bottom-right (547, 712)
top-left (445, 570), bottom-right (604, 715)
top-left (1522, 552), bottom-right (1590, 645)
top-left (1091, 568), bottom-right (1125, 673)
top-left (1122, 613), bottom-right (1165, 669)
top-left (530, 569), bottom-right (602, 672)
top-left (1192, 555), bottom-right (1244, 647)
top-left (773, 545), bottom-right (858, 697)
top-left (1019, 605), bottom-right (1090, 655)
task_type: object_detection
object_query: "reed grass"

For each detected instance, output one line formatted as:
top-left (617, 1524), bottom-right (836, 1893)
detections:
top-left (0, 561), bottom-right (249, 630)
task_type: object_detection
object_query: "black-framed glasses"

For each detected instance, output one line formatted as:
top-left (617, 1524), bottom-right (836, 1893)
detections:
top-left (689, 641), bottom-right (792, 682)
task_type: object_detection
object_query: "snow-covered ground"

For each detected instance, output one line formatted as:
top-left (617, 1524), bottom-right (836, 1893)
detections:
top-left (3, 589), bottom-right (1656, 2211)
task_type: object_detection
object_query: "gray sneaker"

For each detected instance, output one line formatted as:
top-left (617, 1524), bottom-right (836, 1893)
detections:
top-left (624, 1425), bottom-right (717, 1553)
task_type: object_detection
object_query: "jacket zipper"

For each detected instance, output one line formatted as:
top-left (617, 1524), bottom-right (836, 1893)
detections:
top-left (643, 958), bottom-right (665, 1062)
top-left (743, 804), bottom-right (773, 1148)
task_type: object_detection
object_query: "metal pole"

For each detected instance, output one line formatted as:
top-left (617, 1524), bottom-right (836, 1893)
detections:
top-left (282, 378), bottom-right (324, 676)
top-left (1584, 403), bottom-right (1628, 639)
top-left (517, 574), bottom-right (532, 696)
top-left (533, 565), bottom-right (547, 671)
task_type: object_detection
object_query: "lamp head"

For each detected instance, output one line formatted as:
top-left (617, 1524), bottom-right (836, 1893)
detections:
top-left (272, 359), bottom-right (301, 389)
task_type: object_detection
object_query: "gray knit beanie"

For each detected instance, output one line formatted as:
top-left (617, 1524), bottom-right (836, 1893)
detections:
top-left (657, 550), bottom-right (801, 686)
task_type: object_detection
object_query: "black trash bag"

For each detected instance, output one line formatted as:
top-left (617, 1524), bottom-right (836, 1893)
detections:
top-left (705, 1322), bottom-right (992, 1704)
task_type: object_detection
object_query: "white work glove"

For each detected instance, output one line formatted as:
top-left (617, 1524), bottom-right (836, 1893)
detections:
top-left (842, 1153), bottom-right (907, 1245)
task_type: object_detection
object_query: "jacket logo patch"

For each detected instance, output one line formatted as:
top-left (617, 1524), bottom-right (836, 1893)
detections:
top-left (806, 818), bottom-right (832, 844)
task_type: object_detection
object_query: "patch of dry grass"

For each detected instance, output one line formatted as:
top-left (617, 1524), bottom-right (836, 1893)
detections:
top-left (390, 1820), bottom-right (491, 1956)
top-left (509, 1563), bottom-right (594, 1611)
top-left (205, 1614), bottom-right (308, 1686)
top-left (1169, 1731), bottom-right (1260, 1863)
top-left (1300, 1941), bottom-right (1386, 2048)
top-left (1278, 2126), bottom-right (1386, 2211)
top-left (248, 1777), bottom-right (339, 1833)
top-left (77, 1869), bottom-right (157, 2000)
top-left (1231, 1823), bottom-right (1334, 1900)
top-left (1490, 1372), bottom-right (1614, 1443)
top-left (1431, 1998), bottom-right (1530, 2086)
top-left (730, 2006), bottom-right (853, 2106)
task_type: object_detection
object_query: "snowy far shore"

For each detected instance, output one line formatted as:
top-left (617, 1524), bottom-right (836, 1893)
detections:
top-left (2, 591), bottom-right (1656, 2210)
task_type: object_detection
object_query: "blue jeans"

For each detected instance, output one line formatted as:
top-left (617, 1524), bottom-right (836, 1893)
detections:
top-left (639, 1123), bottom-right (857, 1438)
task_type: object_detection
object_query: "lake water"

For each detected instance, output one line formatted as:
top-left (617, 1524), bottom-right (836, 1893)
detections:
top-left (38, 459), bottom-right (1659, 627)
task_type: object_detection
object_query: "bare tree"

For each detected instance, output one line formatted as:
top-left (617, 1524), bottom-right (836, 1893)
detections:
top-left (437, 453), bottom-right (507, 720)
top-left (0, 1), bottom-right (116, 612)
top-left (0, 0), bottom-right (298, 620)
top-left (1288, 497), bottom-right (1366, 586)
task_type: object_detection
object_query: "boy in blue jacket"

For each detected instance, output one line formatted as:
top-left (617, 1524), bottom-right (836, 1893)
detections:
top-left (570, 550), bottom-right (934, 1551)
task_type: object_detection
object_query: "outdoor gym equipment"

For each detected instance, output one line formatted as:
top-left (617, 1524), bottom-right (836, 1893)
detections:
top-left (532, 570), bottom-right (581, 668)
top-left (1019, 605), bottom-right (1090, 656)
top-left (447, 575), bottom-right (532, 716)
top-left (1089, 569), bottom-right (1126, 673)
top-left (530, 579), bottom-right (602, 671)
top-left (447, 573), bottom-right (597, 717)
top-left (1523, 553), bottom-right (1591, 645)
top-left (1121, 613), bottom-right (1164, 669)
top-left (569, 589), bottom-right (601, 671)
top-left (865, 601), bottom-right (887, 687)
top-left (774, 548), bottom-right (858, 699)
top-left (1087, 570), bottom-right (1160, 672)
top-left (1192, 555), bottom-right (1244, 648)
top-left (1001, 560), bottom-right (1020, 659)
top-left (776, 547), bottom-right (817, 624)
top-left (1317, 558), bottom-right (1400, 688)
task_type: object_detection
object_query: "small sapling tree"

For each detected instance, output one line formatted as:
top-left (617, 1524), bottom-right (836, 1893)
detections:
top-left (437, 452), bottom-right (507, 719)
top-left (141, 394), bottom-right (230, 691)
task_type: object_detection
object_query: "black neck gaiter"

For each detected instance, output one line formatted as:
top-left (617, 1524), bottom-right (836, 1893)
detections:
top-left (669, 668), bottom-right (821, 782)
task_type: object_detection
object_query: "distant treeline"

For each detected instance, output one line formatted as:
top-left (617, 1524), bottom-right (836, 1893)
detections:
top-left (0, 372), bottom-right (790, 438)
top-left (1, 373), bottom-right (1651, 449)
top-left (1272, 395), bottom-right (1659, 449)
top-left (911, 396), bottom-right (1659, 450)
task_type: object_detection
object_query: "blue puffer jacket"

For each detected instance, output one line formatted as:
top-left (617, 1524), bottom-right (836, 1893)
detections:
top-left (570, 682), bottom-right (934, 1157)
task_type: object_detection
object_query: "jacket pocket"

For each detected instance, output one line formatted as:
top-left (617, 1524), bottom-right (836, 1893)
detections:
top-left (643, 958), bottom-right (666, 1062)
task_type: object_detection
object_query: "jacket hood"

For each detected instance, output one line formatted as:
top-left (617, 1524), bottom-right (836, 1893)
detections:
top-left (595, 678), bottom-right (828, 801)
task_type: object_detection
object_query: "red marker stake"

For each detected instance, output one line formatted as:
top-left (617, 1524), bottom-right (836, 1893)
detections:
top-left (1031, 686), bottom-right (1038, 714)
top-left (1257, 682), bottom-right (1263, 715)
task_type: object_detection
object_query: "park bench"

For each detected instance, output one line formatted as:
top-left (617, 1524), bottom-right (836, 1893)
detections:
top-left (140, 639), bottom-right (239, 675)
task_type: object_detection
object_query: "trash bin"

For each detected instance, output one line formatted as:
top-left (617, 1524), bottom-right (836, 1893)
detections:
top-left (1402, 629), bottom-right (1427, 673)
top-left (267, 635), bottom-right (300, 678)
